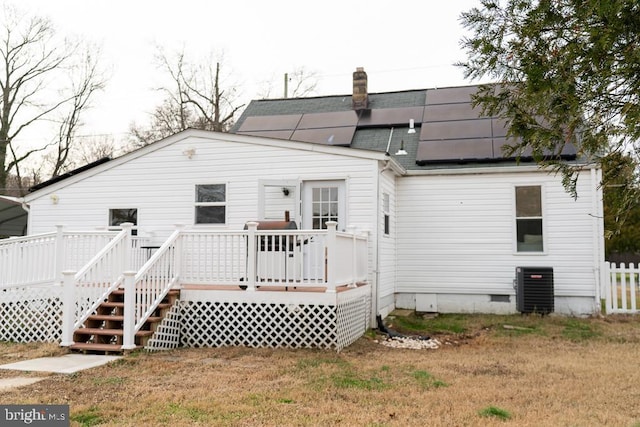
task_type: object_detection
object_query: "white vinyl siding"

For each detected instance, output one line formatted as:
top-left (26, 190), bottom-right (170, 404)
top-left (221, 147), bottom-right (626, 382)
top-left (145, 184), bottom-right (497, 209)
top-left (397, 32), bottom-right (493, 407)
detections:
top-left (377, 168), bottom-right (397, 307)
top-left (396, 169), bottom-right (598, 299)
top-left (25, 133), bottom-right (379, 245)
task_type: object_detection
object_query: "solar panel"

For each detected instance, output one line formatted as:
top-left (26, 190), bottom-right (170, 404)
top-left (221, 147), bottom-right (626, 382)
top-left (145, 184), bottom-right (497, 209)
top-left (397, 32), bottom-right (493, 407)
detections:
top-left (235, 130), bottom-right (295, 140)
top-left (357, 107), bottom-right (424, 127)
top-left (416, 139), bottom-right (494, 163)
top-left (491, 118), bottom-right (510, 138)
top-left (423, 103), bottom-right (486, 122)
top-left (297, 111), bottom-right (358, 129)
top-left (493, 137), bottom-right (577, 160)
top-left (236, 114), bottom-right (302, 132)
top-left (291, 127), bottom-right (356, 145)
top-left (492, 137), bottom-right (522, 159)
top-left (420, 119), bottom-right (492, 141)
top-left (425, 86), bottom-right (479, 105)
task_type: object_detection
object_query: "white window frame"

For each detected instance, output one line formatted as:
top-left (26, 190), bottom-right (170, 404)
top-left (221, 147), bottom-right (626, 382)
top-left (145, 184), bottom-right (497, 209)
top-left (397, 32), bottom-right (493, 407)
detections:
top-left (302, 180), bottom-right (347, 231)
top-left (108, 208), bottom-right (138, 235)
top-left (382, 192), bottom-right (390, 236)
top-left (194, 183), bottom-right (227, 225)
top-left (514, 184), bottom-right (545, 254)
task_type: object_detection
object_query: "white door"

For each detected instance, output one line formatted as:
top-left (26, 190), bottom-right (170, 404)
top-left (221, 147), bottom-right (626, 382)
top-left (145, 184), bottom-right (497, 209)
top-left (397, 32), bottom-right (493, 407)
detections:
top-left (302, 181), bottom-right (346, 280)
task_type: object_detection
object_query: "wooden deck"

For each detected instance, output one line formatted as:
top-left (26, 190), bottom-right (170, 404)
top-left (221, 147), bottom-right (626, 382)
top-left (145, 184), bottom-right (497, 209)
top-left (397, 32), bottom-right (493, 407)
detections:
top-left (180, 283), bottom-right (367, 293)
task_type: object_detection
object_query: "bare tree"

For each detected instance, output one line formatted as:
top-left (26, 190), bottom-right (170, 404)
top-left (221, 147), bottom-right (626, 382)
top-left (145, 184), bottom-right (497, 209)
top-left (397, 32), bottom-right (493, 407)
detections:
top-left (258, 66), bottom-right (319, 99)
top-left (128, 98), bottom-right (193, 149)
top-left (129, 47), bottom-right (244, 147)
top-left (74, 134), bottom-right (117, 164)
top-left (286, 67), bottom-right (318, 98)
top-left (48, 48), bottom-right (106, 177)
top-left (0, 5), bottom-right (105, 195)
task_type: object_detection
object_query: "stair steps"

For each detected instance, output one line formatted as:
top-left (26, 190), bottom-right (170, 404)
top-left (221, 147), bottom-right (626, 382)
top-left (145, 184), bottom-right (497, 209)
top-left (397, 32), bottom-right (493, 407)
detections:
top-left (69, 289), bottom-right (179, 355)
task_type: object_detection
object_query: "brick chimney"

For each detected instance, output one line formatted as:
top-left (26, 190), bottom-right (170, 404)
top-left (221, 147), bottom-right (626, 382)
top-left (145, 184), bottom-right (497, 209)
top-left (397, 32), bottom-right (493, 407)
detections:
top-left (352, 67), bottom-right (369, 111)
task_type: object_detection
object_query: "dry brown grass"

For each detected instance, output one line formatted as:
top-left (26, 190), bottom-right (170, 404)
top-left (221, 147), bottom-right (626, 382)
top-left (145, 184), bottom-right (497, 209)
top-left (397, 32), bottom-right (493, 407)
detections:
top-left (1, 314), bottom-right (640, 426)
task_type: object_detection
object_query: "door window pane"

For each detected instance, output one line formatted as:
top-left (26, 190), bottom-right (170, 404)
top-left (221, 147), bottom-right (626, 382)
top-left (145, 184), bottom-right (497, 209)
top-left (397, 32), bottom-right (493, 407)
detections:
top-left (311, 186), bottom-right (339, 229)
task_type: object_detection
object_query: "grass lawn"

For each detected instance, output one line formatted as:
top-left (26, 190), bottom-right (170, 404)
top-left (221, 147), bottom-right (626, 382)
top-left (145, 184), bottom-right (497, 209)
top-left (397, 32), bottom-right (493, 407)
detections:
top-left (1, 313), bottom-right (639, 426)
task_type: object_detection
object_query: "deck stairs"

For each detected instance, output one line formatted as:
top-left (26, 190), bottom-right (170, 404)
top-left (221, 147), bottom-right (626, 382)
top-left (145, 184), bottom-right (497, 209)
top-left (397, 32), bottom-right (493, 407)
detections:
top-left (69, 289), bottom-right (180, 355)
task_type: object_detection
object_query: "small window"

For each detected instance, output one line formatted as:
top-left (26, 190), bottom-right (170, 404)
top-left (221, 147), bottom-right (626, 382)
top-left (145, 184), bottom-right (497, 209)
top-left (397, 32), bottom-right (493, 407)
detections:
top-left (109, 208), bottom-right (138, 235)
top-left (383, 193), bottom-right (390, 235)
top-left (195, 184), bottom-right (226, 224)
top-left (515, 186), bottom-right (543, 252)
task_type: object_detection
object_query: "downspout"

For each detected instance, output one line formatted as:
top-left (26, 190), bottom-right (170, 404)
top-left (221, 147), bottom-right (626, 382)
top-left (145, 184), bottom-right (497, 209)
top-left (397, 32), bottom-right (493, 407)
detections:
top-left (372, 157), bottom-right (393, 325)
top-left (592, 167), bottom-right (605, 313)
top-left (373, 161), bottom-right (382, 326)
top-left (372, 126), bottom-right (398, 325)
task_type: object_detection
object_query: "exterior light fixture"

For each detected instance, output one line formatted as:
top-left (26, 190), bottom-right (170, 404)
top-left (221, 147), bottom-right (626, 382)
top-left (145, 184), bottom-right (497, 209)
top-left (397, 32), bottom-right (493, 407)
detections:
top-left (183, 148), bottom-right (196, 159)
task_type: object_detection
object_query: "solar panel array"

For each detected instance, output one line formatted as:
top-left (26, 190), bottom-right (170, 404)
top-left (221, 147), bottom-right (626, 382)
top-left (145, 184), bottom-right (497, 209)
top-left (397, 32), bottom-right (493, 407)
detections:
top-left (235, 86), bottom-right (577, 164)
top-left (236, 111), bottom-right (357, 146)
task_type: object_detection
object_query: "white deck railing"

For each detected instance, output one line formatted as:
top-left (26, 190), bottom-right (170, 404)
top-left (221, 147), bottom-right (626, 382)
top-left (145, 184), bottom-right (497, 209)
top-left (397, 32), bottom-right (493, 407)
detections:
top-left (0, 231), bottom-right (58, 287)
top-left (178, 221), bottom-right (368, 291)
top-left (60, 225), bottom-right (133, 345)
top-left (0, 226), bottom-right (118, 288)
top-left (122, 222), bottom-right (369, 349)
top-left (122, 228), bottom-right (182, 349)
top-left (603, 262), bottom-right (640, 314)
top-left (3, 222), bottom-right (370, 346)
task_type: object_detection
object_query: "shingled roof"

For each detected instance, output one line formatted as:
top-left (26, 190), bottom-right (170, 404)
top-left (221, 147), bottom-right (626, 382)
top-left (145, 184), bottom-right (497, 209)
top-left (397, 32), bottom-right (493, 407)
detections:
top-left (231, 69), bottom-right (577, 170)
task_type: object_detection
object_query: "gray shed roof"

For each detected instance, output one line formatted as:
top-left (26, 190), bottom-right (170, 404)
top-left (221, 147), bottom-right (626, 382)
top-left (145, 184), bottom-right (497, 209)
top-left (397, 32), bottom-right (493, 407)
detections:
top-left (232, 85), bottom-right (577, 170)
top-left (0, 196), bottom-right (27, 237)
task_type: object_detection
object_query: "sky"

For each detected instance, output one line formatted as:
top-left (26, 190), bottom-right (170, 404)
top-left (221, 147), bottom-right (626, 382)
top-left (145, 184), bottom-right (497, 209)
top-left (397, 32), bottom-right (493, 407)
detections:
top-left (4, 0), bottom-right (483, 146)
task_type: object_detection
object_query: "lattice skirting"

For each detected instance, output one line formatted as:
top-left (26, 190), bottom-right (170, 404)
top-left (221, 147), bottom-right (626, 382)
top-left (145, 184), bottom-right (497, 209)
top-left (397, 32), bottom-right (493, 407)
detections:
top-left (0, 285), bottom-right (62, 343)
top-left (336, 286), bottom-right (371, 351)
top-left (144, 286), bottom-right (372, 351)
top-left (179, 301), bottom-right (338, 349)
top-left (145, 303), bottom-right (182, 351)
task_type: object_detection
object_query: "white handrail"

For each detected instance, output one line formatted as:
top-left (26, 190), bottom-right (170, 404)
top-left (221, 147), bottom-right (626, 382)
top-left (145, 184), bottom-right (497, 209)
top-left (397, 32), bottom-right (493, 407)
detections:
top-left (71, 226), bottom-right (131, 329)
top-left (123, 228), bottom-right (182, 348)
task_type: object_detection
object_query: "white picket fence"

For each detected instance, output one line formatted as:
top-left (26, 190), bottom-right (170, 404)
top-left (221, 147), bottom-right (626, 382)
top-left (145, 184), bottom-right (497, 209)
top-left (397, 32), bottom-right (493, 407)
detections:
top-left (603, 262), bottom-right (640, 314)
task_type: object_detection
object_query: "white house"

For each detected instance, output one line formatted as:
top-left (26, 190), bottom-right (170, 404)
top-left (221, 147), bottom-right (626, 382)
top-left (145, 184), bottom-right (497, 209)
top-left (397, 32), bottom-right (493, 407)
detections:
top-left (0, 69), bottom-right (605, 353)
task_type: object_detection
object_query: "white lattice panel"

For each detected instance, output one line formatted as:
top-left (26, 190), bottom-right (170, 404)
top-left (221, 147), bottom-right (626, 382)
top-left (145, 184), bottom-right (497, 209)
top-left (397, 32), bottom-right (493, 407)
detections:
top-left (336, 285), bottom-right (371, 351)
top-left (145, 303), bottom-right (182, 351)
top-left (179, 301), bottom-right (338, 349)
top-left (0, 285), bottom-right (62, 342)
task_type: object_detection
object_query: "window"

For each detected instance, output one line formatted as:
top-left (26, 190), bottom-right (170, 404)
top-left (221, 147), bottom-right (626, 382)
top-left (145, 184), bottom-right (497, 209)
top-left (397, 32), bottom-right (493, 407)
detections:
top-left (311, 186), bottom-right (338, 229)
top-left (515, 186), bottom-right (543, 252)
top-left (195, 184), bottom-right (226, 224)
top-left (109, 208), bottom-right (138, 235)
top-left (383, 193), bottom-right (390, 235)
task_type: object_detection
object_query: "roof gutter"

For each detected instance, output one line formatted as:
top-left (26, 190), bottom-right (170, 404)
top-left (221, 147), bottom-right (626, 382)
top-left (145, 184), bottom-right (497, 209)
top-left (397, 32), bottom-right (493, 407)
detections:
top-left (403, 162), bottom-right (598, 177)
